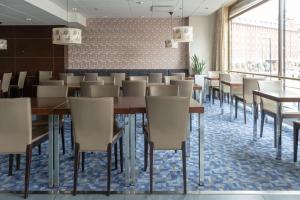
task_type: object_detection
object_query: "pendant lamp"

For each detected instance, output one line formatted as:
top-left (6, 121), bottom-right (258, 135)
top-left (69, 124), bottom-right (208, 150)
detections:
top-left (165, 12), bottom-right (178, 48)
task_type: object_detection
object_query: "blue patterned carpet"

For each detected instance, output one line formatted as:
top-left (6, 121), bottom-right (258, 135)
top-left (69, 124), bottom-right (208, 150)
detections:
top-left (1, 100), bottom-right (300, 192)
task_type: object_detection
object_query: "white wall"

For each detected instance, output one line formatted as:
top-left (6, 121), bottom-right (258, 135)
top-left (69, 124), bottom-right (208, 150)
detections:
top-left (189, 14), bottom-right (216, 74)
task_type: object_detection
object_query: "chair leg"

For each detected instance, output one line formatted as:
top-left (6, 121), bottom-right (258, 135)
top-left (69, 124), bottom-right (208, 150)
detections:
top-left (8, 154), bottom-right (14, 176)
top-left (71, 121), bottom-right (74, 150)
top-left (274, 116), bottom-right (277, 148)
top-left (150, 142), bottom-right (154, 193)
top-left (73, 143), bottom-right (80, 196)
top-left (144, 135), bottom-right (148, 171)
top-left (243, 102), bottom-right (247, 124)
top-left (38, 144), bottom-right (41, 155)
top-left (107, 143), bottom-right (112, 196)
top-left (61, 125), bottom-right (66, 155)
top-left (114, 143), bottom-right (118, 170)
top-left (182, 142), bottom-right (187, 194)
top-left (260, 111), bottom-right (265, 138)
top-left (16, 154), bottom-right (20, 171)
top-left (208, 87), bottom-right (211, 102)
top-left (81, 152), bottom-right (85, 172)
top-left (212, 89), bottom-right (215, 104)
top-left (235, 97), bottom-right (238, 119)
top-left (24, 145), bottom-right (32, 199)
top-left (119, 137), bottom-right (123, 172)
top-left (190, 113), bottom-right (192, 131)
top-left (294, 125), bottom-right (299, 162)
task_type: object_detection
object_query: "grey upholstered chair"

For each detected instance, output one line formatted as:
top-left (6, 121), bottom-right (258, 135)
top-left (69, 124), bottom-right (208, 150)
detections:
top-left (89, 85), bottom-right (119, 98)
top-left (59, 73), bottom-right (74, 81)
top-left (170, 80), bottom-right (193, 98)
top-left (1, 72), bottom-right (12, 97)
top-left (39, 71), bottom-right (52, 84)
top-left (149, 73), bottom-right (163, 83)
top-left (84, 73), bottom-right (98, 81)
top-left (111, 73), bottom-right (126, 88)
top-left (164, 75), bottom-right (180, 85)
top-left (171, 72), bottom-right (185, 80)
top-left (39, 80), bottom-right (64, 86)
top-left (70, 97), bottom-right (123, 196)
top-left (122, 80), bottom-right (146, 97)
top-left (97, 76), bottom-right (115, 85)
top-left (129, 76), bottom-right (149, 84)
top-left (80, 80), bottom-right (104, 97)
top-left (144, 96), bottom-right (190, 194)
top-left (148, 85), bottom-right (179, 96)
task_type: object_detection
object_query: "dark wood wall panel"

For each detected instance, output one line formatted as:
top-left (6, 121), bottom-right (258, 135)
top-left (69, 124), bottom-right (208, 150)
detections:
top-left (0, 26), bottom-right (66, 96)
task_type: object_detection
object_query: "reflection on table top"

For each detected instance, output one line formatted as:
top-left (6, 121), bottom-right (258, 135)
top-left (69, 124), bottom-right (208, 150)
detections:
top-left (253, 89), bottom-right (300, 102)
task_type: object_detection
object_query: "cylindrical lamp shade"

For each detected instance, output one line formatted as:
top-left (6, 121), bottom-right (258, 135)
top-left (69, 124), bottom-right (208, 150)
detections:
top-left (52, 28), bottom-right (82, 45)
top-left (165, 39), bottom-right (178, 48)
top-left (172, 26), bottom-right (193, 42)
top-left (0, 39), bottom-right (7, 50)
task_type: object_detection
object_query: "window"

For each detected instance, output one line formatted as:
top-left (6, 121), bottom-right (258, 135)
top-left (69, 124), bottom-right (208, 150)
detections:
top-left (230, 0), bottom-right (279, 75)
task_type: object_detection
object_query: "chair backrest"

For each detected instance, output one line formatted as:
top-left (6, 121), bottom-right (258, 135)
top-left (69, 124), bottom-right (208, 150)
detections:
top-left (219, 73), bottom-right (230, 93)
top-left (146, 96), bottom-right (189, 150)
top-left (129, 76), bottom-right (149, 83)
top-left (80, 80), bottom-right (104, 97)
top-left (37, 85), bottom-right (68, 97)
top-left (243, 77), bottom-right (264, 103)
top-left (171, 73), bottom-right (185, 80)
top-left (97, 76), bottom-right (115, 85)
top-left (89, 85), bottom-right (119, 97)
top-left (84, 73), bottom-right (98, 81)
top-left (70, 97), bottom-right (114, 152)
top-left (208, 71), bottom-right (220, 78)
top-left (170, 80), bottom-right (193, 97)
top-left (111, 73), bottom-right (126, 88)
top-left (258, 80), bottom-right (282, 110)
top-left (40, 80), bottom-right (64, 86)
top-left (39, 71), bottom-right (52, 83)
top-left (122, 80), bottom-right (146, 96)
top-left (1, 72), bottom-right (12, 93)
top-left (230, 74), bottom-right (244, 83)
top-left (59, 73), bottom-right (74, 81)
top-left (66, 76), bottom-right (84, 85)
top-left (149, 73), bottom-right (162, 83)
top-left (164, 75), bottom-right (180, 85)
top-left (148, 85), bottom-right (179, 96)
top-left (0, 98), bottom-right (31, 153)
top-left (17, 71), bottom-right (27, 89)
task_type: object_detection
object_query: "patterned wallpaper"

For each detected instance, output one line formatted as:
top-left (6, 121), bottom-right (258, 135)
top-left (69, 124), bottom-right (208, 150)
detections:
top-left (68, 18), bottom-right (189, 69)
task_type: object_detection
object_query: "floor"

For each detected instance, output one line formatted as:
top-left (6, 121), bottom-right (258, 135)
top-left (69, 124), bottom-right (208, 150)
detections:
top-left (1, 193), bottom-right (300, 200)
top-left (1, 98), bottom-right (300, 195)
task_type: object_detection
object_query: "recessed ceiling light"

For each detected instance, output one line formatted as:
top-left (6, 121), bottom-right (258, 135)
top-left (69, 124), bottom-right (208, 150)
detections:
top-left (72, 7), bottom-right (77, 11)
top-left (103, 16), bottom-right (108, 18)
top-left (136, 1), bottom-right (144, 4)
top-left (25, 18), bottom-right (32, 21)
top-left (140, 16), bottom-right (145, 18)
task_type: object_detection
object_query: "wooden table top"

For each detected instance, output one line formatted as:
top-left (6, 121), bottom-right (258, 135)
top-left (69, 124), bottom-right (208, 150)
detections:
top-left (204, 77), bottom-right (219, 81)
top-left (221, 80), bottom-right (243, 87)
top-left (54, 96), bottom-right (204, 115)
top-left (31, 97), bottom-right (67, 115)
top-left (253, 89), bottom-right (300, 102)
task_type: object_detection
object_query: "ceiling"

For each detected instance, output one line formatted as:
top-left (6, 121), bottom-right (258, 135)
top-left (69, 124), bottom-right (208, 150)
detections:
top-left (0, 0), bottom-right (232, 25)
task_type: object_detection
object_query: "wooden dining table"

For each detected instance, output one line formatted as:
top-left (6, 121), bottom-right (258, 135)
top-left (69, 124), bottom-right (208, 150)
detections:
top-left (34, 96), bottom-right (205, 187)
top-left (253, 89), bottom-right (300, 160)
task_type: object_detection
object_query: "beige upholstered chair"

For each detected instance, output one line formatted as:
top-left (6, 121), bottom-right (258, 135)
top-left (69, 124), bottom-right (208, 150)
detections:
top-left (111, 73), bottom-right (126, 88)
top-left (0, 98), bottom-right (48, 198)
top-left (89, 85), bottom-right (119, 98)
top-left (97, 76), bottom-right (115, 85)
top-left (1, 72), bottom-right (12, 97)
top-left (149, 73), bottom-right (162, 83)
top-left (39, 80), bottom-right (64, 86)
top-left (9, 71), bottom-right (27, 97)
top-left (39, 71), bottom-right (52, 84)
top-left (144, 96), bottom-right (189, 193)
top-left (80, 80), bottom-right (104, 97)
top-left (171, 72), bottom-right (186, 80)
top-left (258, 80), bottom-right (300, 147)
top-left (59, 73), bottom-right (74, 81)
top-left (122, 80), bottom-right (146, 96)
top-left (170, 80), bottom-right (193, 98)
top-left (70, 97), bottom-right (123, 196)
top-left (234, 77), bottom-right (264, 124)
top-left (84, 73), bottom-right (98, 81)
top-left (148, 85), bottom-right (179, 96)
top-left (66, 76), bottom-right (84, 85)
top-left (37, 85), bottom-right (68, 98)
top-left (129, 76), bottom-right (149, 83)
top-left (164, 75), bottom-right (180, 85)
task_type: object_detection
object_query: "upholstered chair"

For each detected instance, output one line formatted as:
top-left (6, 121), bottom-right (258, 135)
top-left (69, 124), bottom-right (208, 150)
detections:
top-left (111, 73), bottom-right (126, 88)
top-left (89, 85), bottom-right (119, 98)
top-left (39, 71), bottom-right (52, 84)
top-left (149, 73), bottom-right (163, 83)
top-left (66, 76), bottom-right (84, 85)
top-left (80, 80), bottom-right (104, 97)
top-left (59, 73), bottom-right (74, 81)
top-left (129, 76), bottom-right (149, 84)
top-left (0, 98), bottom-right (48, 198)
top-left (171, 72), bottom-right (186, 80)
top-left (170, 80), bottom-right (193, 98)
top-left (70, 97), bottom-right (123, 196)
top-left (164, 75), bottom-right (180, 85)
top-left (122, 80), bottom-right (146, 97)
top-left (39, 80), bottom-right (64, 86)
top-left (144, 96), bottom-right (190, 193)
top-left (0, 72), bottom-right (12, 97)
top-left (97, 76), bottom-right (115, 85)
top-left (84, 73), bottom-right (98, 81)
top-left (148, 85), bottom-right (179, 96)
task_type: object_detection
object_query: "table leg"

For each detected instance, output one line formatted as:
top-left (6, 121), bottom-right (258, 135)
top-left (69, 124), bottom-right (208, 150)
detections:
top-left (252, 94), bottom-right (258, 141)
top-left (48, 114), bottom-right (54, 187)
top-left (220, 83), bottom-right (224, 114)
top-left (53, 114), bottom-right (60, 187)
top-left (229, 87), bottom-right (233, 121)
top-left (276, 102), bottom-right (282, 160)
top-left (203, 79), bottom-right (207, 103)
top-left (124, 114), bottom-right (130, 186)
top-left (129, 114), bottom-right (136, 185)
top-left (198, 113), bottom-right (204, 186)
